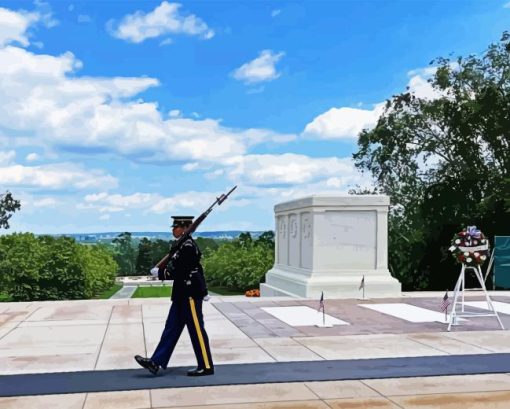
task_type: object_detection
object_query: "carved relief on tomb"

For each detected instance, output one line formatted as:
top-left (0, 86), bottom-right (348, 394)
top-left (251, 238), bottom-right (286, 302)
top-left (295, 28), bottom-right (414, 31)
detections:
top-left (289, 214), bottom-right (298, 239)
top-left (278, 216), bottom-right (287, 240)
top-left (301, 213), bottom-right (312, 240)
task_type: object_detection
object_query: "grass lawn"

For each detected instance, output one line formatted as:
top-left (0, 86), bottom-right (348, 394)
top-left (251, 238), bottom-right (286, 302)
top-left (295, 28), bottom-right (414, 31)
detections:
top-left (95, 283), bottom-right (123, 299)
top-left (208, 286), bottom-right (245, 296)
top-left (132, 286), bottom-right (172, 298)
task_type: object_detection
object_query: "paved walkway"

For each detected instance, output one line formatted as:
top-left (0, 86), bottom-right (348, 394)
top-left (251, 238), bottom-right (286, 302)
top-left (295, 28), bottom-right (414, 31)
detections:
top-left (2, 293), bottom-right (510, 408)
top-left (109, 286), bottom-right (138, 299)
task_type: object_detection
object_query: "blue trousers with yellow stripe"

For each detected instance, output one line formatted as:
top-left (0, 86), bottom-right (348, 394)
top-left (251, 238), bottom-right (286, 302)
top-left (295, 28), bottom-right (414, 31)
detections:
top-left (151, 297), bottom-right (213, 371)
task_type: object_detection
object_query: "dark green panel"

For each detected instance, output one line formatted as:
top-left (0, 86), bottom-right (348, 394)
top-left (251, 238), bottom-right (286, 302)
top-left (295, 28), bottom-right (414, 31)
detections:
top-left (495, 236), bottom-right (510, 289)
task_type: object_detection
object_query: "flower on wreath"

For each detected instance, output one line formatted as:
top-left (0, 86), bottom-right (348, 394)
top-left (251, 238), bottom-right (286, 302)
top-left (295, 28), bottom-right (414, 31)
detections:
top-left (449, 225), bottom-right (490, 267)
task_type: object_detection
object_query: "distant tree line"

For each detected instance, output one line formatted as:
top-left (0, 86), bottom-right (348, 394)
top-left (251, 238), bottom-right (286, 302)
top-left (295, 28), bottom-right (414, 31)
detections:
top-left (110, 231), bottom-right (275, 292)
top-left (109, 232), bottom-right (223, 276)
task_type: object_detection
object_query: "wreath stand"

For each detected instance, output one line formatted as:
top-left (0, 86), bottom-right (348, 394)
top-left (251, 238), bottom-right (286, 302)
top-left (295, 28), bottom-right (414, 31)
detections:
top-left (447, 263), bottom-right (505, 332)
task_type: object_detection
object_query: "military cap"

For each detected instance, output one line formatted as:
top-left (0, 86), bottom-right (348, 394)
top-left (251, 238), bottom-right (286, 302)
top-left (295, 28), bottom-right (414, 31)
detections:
top-left (171, 216), bottom-right (194, 228)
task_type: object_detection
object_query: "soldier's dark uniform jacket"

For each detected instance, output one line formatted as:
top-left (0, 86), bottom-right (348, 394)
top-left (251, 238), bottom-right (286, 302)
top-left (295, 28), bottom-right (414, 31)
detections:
top-left (164, 237), bottom-right (208, 301)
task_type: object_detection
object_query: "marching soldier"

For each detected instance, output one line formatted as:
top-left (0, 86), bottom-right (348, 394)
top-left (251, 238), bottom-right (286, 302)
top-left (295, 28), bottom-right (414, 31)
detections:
top-left (135, 216), bottom-right (214, 376)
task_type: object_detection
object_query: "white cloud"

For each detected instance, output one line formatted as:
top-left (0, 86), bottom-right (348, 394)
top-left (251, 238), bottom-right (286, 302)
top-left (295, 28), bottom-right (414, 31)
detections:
top-left (303, 65), bottom-right (456, 140)
top-left (406, 65), bottom-right (458, 100)
top-left (168, 109), bottom-right (181, 118)
top-left (0, 162), bottom-right (117, 190)
top-left (303, 104), bottom-right (385, 140)
top-left (407, 74), bottom-right (442, 100)
top-left (159, 38), bottom-right (173, 46)
top-left (25, 152), bottom-right (40, 161)
top-left (233, 50), bottom-right (285, 84)
top-left (504, 1), bottom-right (510, 7)
top-left (34, 0), bottom-right (58, 29)
top-left (271, 9), bottom-right (281, 17)
top-left (0, 41), bottom-right (294, 165)
top-left (205, 169), bottom-right (224, 179)
top-left (79, 189), bottom-right (246, 216)
top-left (182, 162), bottom-right (200, 171)
top-left (0, 7), bottom-right (39, 47)
top-left (83, 192), bottom-right (156, 213)
top-left (0, 149), bottom-right (16, 165)
top-left (224, 153), bottom-right (364, 186)
top-left (109, 1), bottom-right (214, 44)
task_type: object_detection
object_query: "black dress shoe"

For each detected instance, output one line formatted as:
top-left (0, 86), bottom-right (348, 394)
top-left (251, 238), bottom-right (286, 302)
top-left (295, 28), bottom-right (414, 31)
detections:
top-left (134, 355), bottom-right (160, 375)
top-left (187, 367), bottom-right (214, 376)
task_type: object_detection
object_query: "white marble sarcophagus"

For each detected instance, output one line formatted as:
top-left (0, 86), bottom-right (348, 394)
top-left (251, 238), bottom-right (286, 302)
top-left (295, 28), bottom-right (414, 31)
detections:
top-left (260, 195), bottom-right (401, 298)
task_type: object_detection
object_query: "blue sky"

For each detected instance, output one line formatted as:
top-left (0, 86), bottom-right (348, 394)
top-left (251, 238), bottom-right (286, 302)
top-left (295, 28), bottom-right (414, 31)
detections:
top-left (1, 0), bottom-right (509, 234)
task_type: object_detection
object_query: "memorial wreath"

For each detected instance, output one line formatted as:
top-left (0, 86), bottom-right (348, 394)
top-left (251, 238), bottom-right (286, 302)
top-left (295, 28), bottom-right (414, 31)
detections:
top-left (449, 226), bottom-right (490, 267)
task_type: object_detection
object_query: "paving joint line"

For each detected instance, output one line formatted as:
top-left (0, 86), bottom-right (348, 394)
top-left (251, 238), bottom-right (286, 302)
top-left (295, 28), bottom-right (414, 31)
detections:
top-left (322, 399), bottom-right (334, 409)
top-left (141, 304), bottom-right (148, 358)
top-left (301, 381), bottom-right (322, 400)
top-left (93, 305), bottom-right (115, 370)
top-left (291, 336), bottom-right (328, 360)
top-left (80, 391), bottom-right (88, 409)
top-left (360, 379), bottom-right (406, 409)
top-left (250, 338), bottom-right (280, 363)
top-left (0, 306), bottom-right (42, 342)
top-left (403, 335), bottom-right (454, 355)
top-left (442, 332), bottom-right (499, 353)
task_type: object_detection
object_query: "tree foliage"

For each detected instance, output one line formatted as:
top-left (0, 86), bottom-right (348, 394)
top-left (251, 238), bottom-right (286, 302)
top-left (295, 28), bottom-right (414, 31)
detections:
top-left (202, 231), bottom-right (275, 291)
top-left (353, 32), bottom-right (510, 290)
top-left (112, 232), bottom-right (136, 275)
top-left (0, 233), bottom-right (117, 301)
top-left (136, 237), bottom-right (153, 274)
top-left (0, 191), bottom-right (21, 229)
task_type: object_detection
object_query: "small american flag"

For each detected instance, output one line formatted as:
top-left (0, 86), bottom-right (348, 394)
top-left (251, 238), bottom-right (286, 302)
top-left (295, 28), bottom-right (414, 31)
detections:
top-left (440, 290), bottom-right (450, 312)
top-left (359, 275), bottom-right (365, 290)
top-left (318, 291), bottom-right (324, 312)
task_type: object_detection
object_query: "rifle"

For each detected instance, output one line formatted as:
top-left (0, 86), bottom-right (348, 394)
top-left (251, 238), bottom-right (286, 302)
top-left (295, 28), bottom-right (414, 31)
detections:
top-left (153, 185), bottom-right (237, 279)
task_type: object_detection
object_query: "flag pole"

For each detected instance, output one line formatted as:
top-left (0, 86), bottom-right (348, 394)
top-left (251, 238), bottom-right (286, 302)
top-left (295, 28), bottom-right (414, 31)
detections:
top-left (445, 288), bottom-right (449, 322)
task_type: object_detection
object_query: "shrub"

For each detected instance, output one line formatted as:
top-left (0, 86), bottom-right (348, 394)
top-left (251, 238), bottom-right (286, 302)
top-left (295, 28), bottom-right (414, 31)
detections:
top-left (0, 233), bottom-right (118, 301)
top-left (202, 232), bottom-right (274, 291)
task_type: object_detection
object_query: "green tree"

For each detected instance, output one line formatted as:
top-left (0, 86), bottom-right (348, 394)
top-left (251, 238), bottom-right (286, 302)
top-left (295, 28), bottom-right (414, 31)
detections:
top-left (0, 234), bottom-right (118, 301)
top-left (238, 232), bottom-right (253, 248)
top-left (195, 237), bottom-right (219, 254)
top-left (0, 191), bottom-right (21, 229)
top-left (0, 233), bottom-right (42, 300)
top-left (255, 231), bottom-right (275, 249)
top-left (202, 233), bottom-right (274, 291)
top-left (78, 243), bottom-right (118, 298)
top-left (112, 232), bottom-right (136, 275)
top-left (353, 32), bottom-right (510, 290)
top-left (136, 237), bottom-right (153, 274)
top-left (150, 239), bottom-right (170, 266)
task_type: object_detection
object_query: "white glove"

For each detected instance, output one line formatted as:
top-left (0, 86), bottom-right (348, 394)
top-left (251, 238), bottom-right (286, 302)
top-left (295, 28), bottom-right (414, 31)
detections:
top-left (203, 295), bottom-right (211, 301)
top-left (150, 267), bottom-right (159, 277)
